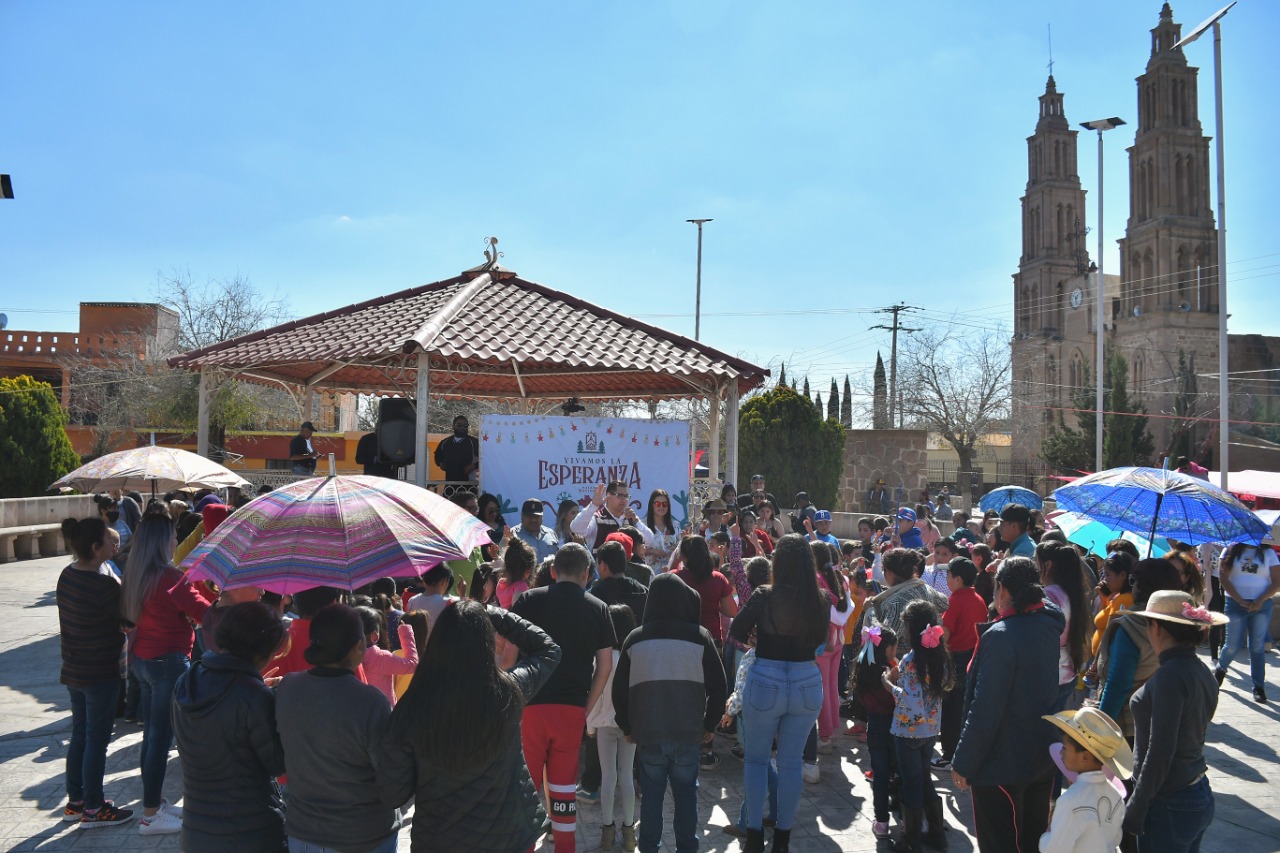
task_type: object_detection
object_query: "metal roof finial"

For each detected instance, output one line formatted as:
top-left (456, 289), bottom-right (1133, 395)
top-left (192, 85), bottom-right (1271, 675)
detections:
top-left (482, 236), bottom-right (503, 270)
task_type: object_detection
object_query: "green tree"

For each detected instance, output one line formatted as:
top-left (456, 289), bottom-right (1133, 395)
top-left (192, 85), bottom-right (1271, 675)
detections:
top-left (0, 376), bottom-right (80, 497)
top-left (841, 375), bottom-right (853, 427)
top-left (1042, 352), bottom-right (1155, 472)
top-left (827, 379), bottom-right (840, 420)
top-left (739, 384), bottom-right (846, 510)
top-left (776, 362), bottom-right (787, 388)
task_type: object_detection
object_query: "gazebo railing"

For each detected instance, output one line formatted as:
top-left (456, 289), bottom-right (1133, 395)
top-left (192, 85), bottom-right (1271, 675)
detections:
top-left (236, 470), bottom-right (476, 499)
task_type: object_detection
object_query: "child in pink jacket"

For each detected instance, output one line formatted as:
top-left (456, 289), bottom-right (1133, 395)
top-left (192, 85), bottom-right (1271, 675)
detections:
top-left (356, 606), bottom-right (418, 705)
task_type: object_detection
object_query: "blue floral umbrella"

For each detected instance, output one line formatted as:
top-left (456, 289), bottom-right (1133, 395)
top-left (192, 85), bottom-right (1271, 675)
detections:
top-left (1051, 466), bottom-right (1268, 554)
top-left (978, 485), bottom-right (1044, 513)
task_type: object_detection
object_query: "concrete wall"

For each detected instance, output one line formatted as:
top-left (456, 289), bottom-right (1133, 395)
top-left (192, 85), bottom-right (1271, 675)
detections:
top-left (0, 495), bottom-right (95, 528)
top-left (838, 429), bottom-right (929, 515)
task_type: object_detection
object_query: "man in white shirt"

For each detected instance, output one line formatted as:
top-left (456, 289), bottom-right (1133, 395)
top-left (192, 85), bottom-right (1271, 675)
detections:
top-left (570, 480), bottom-right (654, 550)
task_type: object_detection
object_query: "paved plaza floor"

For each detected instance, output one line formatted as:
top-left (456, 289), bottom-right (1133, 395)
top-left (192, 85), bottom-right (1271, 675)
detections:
top-left (2, 554), bottom-right (1278, 852)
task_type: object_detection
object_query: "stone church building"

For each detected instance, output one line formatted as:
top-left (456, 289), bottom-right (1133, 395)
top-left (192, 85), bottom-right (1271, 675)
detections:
top-left (1010, 3), bottom-right (1280, 476)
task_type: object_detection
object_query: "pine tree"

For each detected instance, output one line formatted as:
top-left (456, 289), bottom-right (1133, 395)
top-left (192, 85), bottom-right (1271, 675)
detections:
top-left (827, 379), bottom-right (840, 421)
top-left (802, 376), bottom-right (810, 399)
top-left (777, 362), bottom-right (787, 388)
top-left (1042, 351), bottom-right (1155, 472)
top-left (873, 353), bottom-right (889, 429)
top-left (814, 391), bottom-right (824, 413)
top-left (739, 385), bottom-right (846, 509)
top-left (841, 375), bottom-right (853, 427)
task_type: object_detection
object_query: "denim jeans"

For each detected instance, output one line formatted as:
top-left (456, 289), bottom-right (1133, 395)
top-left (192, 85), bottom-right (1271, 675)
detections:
top-left (734, 713), bottom-right (777, 831)
top-left (66, 681), bottom-right (119, 808)
top-left (289, 836), bottom-right (397, 853)
top-left (866, 712), bottom-right (894, 822)
top-left (1137, 775), bottom-right (1214, 853)
top-left (133, 652), bottom-right (190, 809)
top-left (741, 658), bottom-right (822, 831)
top-left (1218, 597), bottom-right (1274, 689)
top-left (636, 741), bottom-right (700, 853)
top-left (894, 735), bottom-right (937, 810)
top-left (939, 648), bottom-right (972, 761)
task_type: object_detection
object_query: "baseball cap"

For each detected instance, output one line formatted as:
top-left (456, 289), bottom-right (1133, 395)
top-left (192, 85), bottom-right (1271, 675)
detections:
top-left (751, 474), bottom-right (765, 482)
top-left (897, 507), bottom-right (917, 523)
top-left (604, 531), bottom-right (634, 559)
top-left (521, 499), bottom-right (544, 515)
top-left (813, 509), bottom-right (832, 522)
top-left (300, 421), bottom-right (316, 431)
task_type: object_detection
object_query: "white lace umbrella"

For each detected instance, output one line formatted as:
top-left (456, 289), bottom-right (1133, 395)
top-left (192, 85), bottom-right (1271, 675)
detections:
top-left (50, 446), bottom-right (251, 496)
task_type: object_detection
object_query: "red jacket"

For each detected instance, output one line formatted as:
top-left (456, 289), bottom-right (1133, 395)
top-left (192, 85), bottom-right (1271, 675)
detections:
top-left (132, 567), bottom-right (213, 660)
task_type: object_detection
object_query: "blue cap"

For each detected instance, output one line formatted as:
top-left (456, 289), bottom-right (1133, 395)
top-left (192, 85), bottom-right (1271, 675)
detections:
top-left (897, 507), bottom-right (917, 523)
top-left (814, 509), bottom-right (832, 522)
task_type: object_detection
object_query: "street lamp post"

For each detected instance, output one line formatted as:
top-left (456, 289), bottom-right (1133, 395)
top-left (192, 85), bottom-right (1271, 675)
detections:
top-left (1177, 1), bottom-right (1235, 491)
top-left (1080, 117), bottom-right (1125, 473)
top-left (687, 219), bottom-right (712, 340)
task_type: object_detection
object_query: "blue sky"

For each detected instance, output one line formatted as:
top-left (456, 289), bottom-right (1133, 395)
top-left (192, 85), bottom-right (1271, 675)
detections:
top-left (2, 1), bottom-right (1276, 410)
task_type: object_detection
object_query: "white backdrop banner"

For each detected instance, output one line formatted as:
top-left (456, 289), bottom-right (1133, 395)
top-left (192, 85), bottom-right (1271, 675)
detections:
top-left (480, 415), bottom-right (692, 528)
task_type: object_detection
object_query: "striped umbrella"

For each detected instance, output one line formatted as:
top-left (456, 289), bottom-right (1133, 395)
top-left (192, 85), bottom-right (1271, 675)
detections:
top-left (181, 474), bottom-right (493, 594)
top-left (50, 445), bottom-right (251, 496)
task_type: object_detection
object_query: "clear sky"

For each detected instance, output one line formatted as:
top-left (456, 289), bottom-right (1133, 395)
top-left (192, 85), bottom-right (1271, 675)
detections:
top-left (1, 1), bottom-right (1275, 414)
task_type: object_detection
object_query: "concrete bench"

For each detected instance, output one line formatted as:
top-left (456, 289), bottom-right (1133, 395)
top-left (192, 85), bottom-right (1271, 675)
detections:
top-left (0, 524), bottom-right (64, 562)
top-left (0, 495), bottom-right (94, 563)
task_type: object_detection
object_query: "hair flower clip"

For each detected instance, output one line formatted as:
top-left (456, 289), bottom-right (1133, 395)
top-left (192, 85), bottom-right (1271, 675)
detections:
top-left (920, 624), bottom-right (944, 649)
top-left (862, 625), bottom-right (882, 647)
top-left (1182, 601), bottom-right (1212, 623)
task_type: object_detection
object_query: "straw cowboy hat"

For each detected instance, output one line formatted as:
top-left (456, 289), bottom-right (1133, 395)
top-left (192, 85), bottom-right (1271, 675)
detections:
top-left (1042, 707), bottom-right (1134, 780)
top-left (1133, 589), bottom-right (1229, 628)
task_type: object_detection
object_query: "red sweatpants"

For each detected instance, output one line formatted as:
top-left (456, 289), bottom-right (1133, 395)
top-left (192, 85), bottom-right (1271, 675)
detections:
top-left (522, 703), bottom-right (585, 853)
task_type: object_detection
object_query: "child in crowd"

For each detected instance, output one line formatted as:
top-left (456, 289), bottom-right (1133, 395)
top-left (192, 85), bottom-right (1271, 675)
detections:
top-left (883, 600), bottom-right (952, 853)
top-left (587, 604), bottom-right (639, 852)
top-left (854, 623), bottom-right (899, 840)
top-left (356, 606), bottom-right (418, 706)
top-left (1038, 708), bottom-right (1132, 853)
top-left (936, 557), bottom-right (986, 771)
top-left (970, 544), bottom-right (996, 606)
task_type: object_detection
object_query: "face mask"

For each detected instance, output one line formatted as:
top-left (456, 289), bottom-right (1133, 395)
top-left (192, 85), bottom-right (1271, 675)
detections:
top-left (107, 511), bottom-right (121, 524)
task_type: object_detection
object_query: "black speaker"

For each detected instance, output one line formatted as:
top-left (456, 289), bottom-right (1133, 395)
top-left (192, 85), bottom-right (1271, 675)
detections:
top-left (377, 398), bottom-right (417, 466)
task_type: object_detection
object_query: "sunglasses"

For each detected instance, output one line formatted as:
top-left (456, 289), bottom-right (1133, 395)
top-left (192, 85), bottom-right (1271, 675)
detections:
top-left (653, 500), bottom-right (669, 507)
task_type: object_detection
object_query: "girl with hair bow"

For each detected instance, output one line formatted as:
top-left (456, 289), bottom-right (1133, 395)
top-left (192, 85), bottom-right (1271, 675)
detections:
top-left (854, 623), bottom-right (899, 841)
top-left (882, 601), bottom-right (954, 852)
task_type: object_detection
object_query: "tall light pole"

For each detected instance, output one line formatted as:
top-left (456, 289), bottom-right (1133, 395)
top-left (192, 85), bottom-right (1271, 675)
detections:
top-left (687, 219), bottom-right (712, 340)
top-left (1177, 1), bottom-right (1235, 491)
top-left (1080, 117), bottom-right (1125, 473)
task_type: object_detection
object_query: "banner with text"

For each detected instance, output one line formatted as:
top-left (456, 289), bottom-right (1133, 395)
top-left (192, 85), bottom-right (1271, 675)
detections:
top-left (480, 415), bottom-right (692, 528)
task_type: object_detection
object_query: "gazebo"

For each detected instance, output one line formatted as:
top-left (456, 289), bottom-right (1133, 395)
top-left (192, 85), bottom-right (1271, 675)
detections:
top-left (169, 250), bottom-right (769, 488)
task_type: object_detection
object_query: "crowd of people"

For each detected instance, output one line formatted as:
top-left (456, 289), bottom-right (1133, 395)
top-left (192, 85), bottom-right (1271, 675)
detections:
top-left (53, 465), bottom-right (1271, 853)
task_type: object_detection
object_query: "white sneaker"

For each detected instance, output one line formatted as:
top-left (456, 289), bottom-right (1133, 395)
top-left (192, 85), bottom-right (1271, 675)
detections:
top-left (803, 762), bottom-right (820, 784)
top-left (157, 800), bottom-right (182, 819)
top-left (138, 809), bottom-right (182, 835)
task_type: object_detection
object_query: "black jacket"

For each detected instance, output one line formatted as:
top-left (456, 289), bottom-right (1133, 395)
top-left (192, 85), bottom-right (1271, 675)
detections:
top-left (172, 653), bottom-right (285, 853)
top-left (590, 574), bottom-right (649, 623)
top-left (380, 609), bottom-right (561, 853)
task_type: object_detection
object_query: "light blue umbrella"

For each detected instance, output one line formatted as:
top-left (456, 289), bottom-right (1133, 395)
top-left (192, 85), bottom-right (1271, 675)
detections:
top-left (978, 485), bottom-right (1044, 513)
top-left (1051, 466), bottom-right (1268, 555)
top-left (1047, 511), bottom-right (1172, 559)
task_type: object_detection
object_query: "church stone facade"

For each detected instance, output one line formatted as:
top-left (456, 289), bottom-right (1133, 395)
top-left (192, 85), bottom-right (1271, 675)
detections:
top-left (1011, 3), bottom-right (1279, 475)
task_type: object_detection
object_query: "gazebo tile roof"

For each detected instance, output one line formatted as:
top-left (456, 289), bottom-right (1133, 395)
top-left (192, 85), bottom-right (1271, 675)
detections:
top-left (170, 272), bottom-right (767, 399)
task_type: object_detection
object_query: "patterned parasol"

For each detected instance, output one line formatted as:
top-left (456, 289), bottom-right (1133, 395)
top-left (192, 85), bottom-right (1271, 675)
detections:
top-left (49, 445), bottom-right (251, 495)
top-left (1051, 466), bottom-right (1268, 552)
top-left (1045, 510), bottom-right (1172, 559)
top-left (180, 474), bottom-right (493, 594)
top-left (978, 485), bottom-right (1044, 513)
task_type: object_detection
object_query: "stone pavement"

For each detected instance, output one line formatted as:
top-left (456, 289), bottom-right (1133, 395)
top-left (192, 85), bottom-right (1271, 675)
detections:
top-left (2, 553), bottom-right (1278, 852)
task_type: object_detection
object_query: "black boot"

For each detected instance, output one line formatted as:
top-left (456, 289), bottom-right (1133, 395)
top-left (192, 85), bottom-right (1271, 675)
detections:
top-left (771, 827), bottom-right (791, 852)
top-left (922, 796), bottom-right (949, 851)
top-left (890, 807), bottom-right (924, 853)
top-left (744, 828), bottom-right (766, 853)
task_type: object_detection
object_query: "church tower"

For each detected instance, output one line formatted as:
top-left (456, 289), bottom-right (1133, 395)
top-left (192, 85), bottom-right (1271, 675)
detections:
top-left (1011, 76), bottom-right (1091, 465)
top-left (1115, 3), bottom-right (1221, 455)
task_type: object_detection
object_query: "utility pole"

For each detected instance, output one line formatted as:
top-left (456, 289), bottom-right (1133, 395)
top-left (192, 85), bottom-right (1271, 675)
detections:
top-left (870, 304), bottom-right (921, 428)
top-left (687, 219), bottom-right (712, 340)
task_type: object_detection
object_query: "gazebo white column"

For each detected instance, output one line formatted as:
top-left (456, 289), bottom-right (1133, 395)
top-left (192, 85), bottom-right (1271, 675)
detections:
top-left (707, 383), bottom-right (721, 481)
top-left (196, 367), bottom-right (212, 458)
top-left (725, 380), bottom-right (740, 489)
top-left (414, 351), bottom-right (430, 487)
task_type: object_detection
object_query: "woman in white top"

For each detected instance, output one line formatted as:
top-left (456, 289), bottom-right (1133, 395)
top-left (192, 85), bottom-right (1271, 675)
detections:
top-left (757, 500), bottom-right (786, 543)
top-left (644, 489), bottom-right (681, 573)
top-left (1215, 541), bottom-right (1280, 702)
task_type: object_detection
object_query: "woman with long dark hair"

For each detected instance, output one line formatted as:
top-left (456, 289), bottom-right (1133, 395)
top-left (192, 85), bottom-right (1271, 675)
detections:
top-left (644, 489), bottom-right (681, 572)
top-left (121, 511), bottom-right (214, 835)
top-left (554, 499), bottom-right (584, 547)
top-left (1035, 540), bottom-right (1090, 711)
top-left (380, 600), bottom-right (561, 852)
top-left (57, 516), bottom-right (133, 828)
top-left (673, 536), bottom-right (737, 644)
top-left (951, 557), bottom-right (1064, 852)
top-left (729, 534), bottom-right (829, 853)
